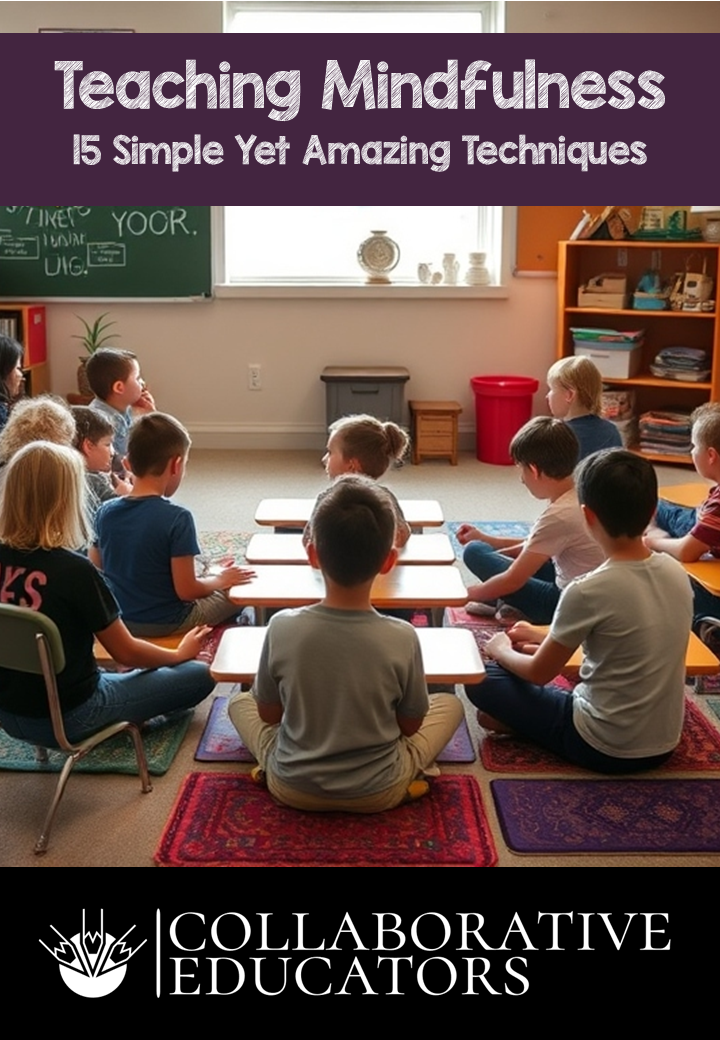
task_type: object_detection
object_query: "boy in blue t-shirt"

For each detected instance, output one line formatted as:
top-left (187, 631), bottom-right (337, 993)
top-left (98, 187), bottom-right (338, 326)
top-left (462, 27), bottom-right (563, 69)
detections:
top-left (90, 412), bottom-right (255, 636)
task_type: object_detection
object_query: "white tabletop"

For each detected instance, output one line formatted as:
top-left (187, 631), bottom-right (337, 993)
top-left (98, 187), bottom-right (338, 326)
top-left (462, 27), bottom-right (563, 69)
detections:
top-left (211, 625), bottom-right (485, 684)
top-left (254, 497), bottom-right (444, 528)
top-left (229, 564), bottom-right (467, 608)
top-left (245, 532), bottom-right (456, 565)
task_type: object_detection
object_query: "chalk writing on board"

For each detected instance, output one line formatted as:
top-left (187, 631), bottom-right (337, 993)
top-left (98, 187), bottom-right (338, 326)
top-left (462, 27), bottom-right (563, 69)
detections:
top-left (0, 206), bottom-right (211, 297)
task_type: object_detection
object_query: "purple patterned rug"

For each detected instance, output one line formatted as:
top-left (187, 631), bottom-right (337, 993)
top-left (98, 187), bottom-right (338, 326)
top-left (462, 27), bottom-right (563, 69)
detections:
top-left (491, 778), bottom-right (720, 854)
top-left (195, 694), bottom-right (475, 763)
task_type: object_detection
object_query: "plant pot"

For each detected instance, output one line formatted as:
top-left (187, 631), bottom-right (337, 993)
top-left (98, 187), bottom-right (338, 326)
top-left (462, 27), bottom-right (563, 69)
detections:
top-left (77, 358), bottom-right (93, 398)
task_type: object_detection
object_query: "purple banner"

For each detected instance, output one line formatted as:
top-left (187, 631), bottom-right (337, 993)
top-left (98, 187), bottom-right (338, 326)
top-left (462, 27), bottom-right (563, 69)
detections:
top-left (1, 33), bottom-right (713, 203)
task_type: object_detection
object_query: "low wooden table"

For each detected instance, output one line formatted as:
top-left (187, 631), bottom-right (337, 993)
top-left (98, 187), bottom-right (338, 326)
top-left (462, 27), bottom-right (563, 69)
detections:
top-left (683, 560), bottom-right (720, 596)
top-left (564, 630), bottom-right (718, 677)
top-left (229, 563), bottom-right (467, 624)
top-left (211, 626), bottom-right (485, 685)
top-left (254, 497), bottom-right (444, 531)
top-left (245, 532), bottom-right (456, 565)
top-left (409, 400), bottom-right (463, 465)
top-left (658, 483), bottom-right (709, 509)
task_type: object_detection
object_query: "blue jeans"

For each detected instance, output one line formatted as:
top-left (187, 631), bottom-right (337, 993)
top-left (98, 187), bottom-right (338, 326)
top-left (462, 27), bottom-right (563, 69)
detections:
top-left (0, 661), bottom-right (215, 746)
top-left (465, 662), bottom-right (673, 774)
top-left (654, 500), bottom-right (697, 537)
top-left (463, 541), bottom-right (559, 624)
top-left (653, 502), bottom-right (719, 625)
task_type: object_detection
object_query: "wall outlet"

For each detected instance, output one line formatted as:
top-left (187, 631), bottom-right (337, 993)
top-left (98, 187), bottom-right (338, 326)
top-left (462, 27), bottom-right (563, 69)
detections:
top-left (617, 248), bottom-right (628, 267)
top-left (248, 363), bottom-right (262, 390)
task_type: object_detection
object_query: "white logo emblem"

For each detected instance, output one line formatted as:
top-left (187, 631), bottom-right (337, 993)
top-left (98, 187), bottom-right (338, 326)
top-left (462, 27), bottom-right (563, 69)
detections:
top-left (40, 910), bottom-right (146, 997)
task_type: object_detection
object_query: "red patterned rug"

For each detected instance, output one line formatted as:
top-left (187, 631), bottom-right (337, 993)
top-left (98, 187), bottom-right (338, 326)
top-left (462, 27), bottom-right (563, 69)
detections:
top-left (155, 773), bottom-right (497, 867)
top-left (480, 699), bottom-right (720, 773)
top-left (444, 608), bottom-right (720, 773)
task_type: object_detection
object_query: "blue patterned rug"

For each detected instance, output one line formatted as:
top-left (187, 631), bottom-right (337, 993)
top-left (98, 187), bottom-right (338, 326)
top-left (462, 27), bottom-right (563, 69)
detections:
top-left (444, 521), bottom-right (531, 559)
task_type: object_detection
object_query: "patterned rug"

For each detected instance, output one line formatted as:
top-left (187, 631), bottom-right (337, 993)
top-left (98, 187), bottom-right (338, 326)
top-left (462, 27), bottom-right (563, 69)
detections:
top-left (480, 698), bottom-right (720, 774)
top-left (445, 607), bottom-right (720, 773)
top-left (198, 531), bottom-right (253, 563)
top-left (195, 693), bottom-right (475, 763)
top-left (155, 773), bottom-right (497, 867)
top-left (444, 521), bottom-right (531, 560)
top-left (491, 778), bottom-right (720, 854)
top-left (0, 712), bottom-right (192, 776)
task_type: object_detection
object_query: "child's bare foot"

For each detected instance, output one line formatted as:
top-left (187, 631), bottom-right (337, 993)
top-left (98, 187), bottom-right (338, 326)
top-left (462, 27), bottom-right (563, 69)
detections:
top-left (477, 710), bottom-right (515, 735)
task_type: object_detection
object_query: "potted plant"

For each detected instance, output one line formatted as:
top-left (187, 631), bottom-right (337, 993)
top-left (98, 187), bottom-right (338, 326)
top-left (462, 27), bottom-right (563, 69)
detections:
top-left (74, 313), bottom-right (119, 397)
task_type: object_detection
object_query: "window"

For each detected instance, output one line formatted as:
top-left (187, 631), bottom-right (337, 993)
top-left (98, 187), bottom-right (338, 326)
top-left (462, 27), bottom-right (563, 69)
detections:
top-left (224, 1), bottom-right (505, 36)
top-left (221, 3), bottom-right (505, 291)
top-left (222, 206), bottom-right (503, 286)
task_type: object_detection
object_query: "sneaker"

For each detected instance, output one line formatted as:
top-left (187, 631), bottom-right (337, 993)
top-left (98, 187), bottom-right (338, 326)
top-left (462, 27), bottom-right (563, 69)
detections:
top-left (696, 617), bottom-right (720, 658)
top-left (464, 601), bottom-right (498, 617)
top-left (495, 603), bottom-right (531, 623)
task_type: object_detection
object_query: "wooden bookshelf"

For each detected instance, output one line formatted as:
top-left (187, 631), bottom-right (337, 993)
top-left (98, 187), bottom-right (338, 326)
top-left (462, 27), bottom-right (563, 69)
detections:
top-left (0, 303), bottom-right (48, 396)
top-left (557, 241), bottom-right (720, 465)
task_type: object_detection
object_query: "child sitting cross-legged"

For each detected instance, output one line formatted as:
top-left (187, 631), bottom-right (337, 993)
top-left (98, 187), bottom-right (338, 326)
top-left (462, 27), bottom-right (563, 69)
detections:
top-left (229, 475), bottom-right (464, 812)
top-left (465, 450), bottom-right (693, 773)
top-left (457, 416), bottom-right (604, 624)
top-left (90, 412), bottom-right (255, 637)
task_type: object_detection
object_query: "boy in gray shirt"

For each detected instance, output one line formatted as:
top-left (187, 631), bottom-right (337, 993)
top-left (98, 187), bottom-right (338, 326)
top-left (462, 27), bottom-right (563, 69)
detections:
top-left (229, 476), bottom-right (463, 811)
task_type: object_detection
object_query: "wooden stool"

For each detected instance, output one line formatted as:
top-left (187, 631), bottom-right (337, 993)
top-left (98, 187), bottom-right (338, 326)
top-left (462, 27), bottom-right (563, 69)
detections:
top-left (409, 400), bottom-right (462, 465)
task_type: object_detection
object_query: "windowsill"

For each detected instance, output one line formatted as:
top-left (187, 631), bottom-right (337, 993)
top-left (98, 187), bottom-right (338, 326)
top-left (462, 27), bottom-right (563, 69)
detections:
top-left (214, 283), bottom-right (508, 300)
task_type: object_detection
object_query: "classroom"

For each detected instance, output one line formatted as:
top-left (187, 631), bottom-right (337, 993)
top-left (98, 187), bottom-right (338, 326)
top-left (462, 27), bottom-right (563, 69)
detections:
top-left (1, 3), bottom-right (720, 869)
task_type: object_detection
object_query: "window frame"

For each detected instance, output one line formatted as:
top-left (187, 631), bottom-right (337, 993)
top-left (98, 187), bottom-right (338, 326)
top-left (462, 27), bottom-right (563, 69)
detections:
top-left (223, 1), bottom-right (506, 36)
top-left (213, 206), bottom-right (513, 299)
top-left (220, 2), bottom-right (507, 297)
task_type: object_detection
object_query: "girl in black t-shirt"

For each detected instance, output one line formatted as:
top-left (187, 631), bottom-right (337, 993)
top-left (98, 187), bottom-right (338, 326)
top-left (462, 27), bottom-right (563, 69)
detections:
top-left (0, 441), bottom-right (214, 746)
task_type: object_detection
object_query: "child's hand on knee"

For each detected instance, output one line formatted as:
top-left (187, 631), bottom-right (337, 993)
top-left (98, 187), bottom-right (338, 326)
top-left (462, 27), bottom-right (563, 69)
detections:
top-left (457, 524), bottom-right (484, 545)
top-left (484, 631), bottom-right (512, 661)
top-left (176, 625), bottom-right (212, 660)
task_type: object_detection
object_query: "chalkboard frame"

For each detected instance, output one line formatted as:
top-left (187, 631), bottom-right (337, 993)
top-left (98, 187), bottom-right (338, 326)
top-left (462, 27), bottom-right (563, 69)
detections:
top-left (0, 206), bottom-right (212, 300)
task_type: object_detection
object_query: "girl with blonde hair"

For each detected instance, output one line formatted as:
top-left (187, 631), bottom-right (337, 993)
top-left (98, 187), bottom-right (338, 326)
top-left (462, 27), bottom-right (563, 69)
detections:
top-left (546, 356), bottom-right (622, 460)
top-left (0, 441), bottom-right (214, 746)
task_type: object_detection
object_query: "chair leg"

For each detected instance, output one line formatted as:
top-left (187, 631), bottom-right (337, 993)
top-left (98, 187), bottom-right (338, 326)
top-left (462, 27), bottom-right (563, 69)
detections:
top-left (126, 724), bottom-right (153, 794)
top-left (33, 723), bottom-right (151, 854)
top-left (34, 753), bottom-right (79, 854)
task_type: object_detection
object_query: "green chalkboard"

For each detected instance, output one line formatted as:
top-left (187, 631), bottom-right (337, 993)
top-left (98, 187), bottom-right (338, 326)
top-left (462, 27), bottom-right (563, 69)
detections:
top-left (0, 206), bottom-right (211, 298)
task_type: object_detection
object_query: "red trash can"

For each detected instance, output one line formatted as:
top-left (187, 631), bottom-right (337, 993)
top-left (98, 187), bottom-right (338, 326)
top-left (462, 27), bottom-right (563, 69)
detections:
top-left (470, 375), bottom-right (539, 465)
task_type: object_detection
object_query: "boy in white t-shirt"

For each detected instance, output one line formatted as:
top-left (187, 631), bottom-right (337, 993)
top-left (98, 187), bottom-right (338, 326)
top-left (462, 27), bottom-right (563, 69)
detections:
top-left (458, 416), bottom-right (604, 623)
top-left (466, 450), bottom-right (693, 773)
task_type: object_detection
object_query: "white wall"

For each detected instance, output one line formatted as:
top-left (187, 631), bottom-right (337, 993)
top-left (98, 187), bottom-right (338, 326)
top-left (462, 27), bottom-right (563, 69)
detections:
top-left (48, 276), bottom-right (558, 449)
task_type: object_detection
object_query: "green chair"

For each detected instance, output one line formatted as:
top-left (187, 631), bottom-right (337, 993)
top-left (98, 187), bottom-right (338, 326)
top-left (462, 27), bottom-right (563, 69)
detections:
top-left (0, 603), bottom-right (152, 854)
